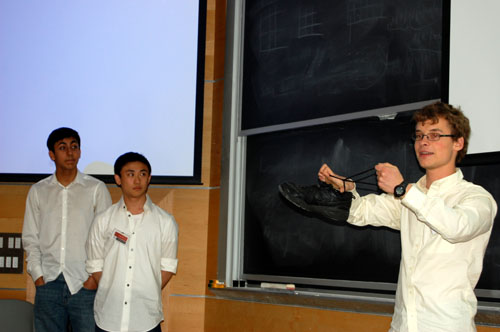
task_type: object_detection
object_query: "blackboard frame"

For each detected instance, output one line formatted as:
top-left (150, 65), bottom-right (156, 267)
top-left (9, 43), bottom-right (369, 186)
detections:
top-left (240, 114), bottom-right (500, 300)
top-left (222, 0), bottom-right (500, 303)
top-left (240, 0), bottom-right (451, 135)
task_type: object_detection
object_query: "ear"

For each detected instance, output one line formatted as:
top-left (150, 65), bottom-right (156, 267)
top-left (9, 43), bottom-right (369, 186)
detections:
top-left (49, 150), bottom-right (55, 161)
top-left (114, 174), bottom-right (122, 186)
top-left (454, 137), bottom-right (464, 152)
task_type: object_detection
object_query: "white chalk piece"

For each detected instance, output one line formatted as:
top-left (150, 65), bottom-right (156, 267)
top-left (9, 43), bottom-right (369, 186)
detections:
top-left (260, 282), bottom-right (295, 290)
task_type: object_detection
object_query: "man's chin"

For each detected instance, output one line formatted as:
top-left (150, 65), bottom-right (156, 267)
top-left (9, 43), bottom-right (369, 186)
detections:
top-left (62, 164), bottom-right (78, 170)
top-left (129, 191), bottom-right (147, 198)
top-left (417, 157), bottom-right (431, 167)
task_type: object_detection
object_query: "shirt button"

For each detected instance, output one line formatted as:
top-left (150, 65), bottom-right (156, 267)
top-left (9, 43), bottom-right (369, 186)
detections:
top-left (127, 284), bottom-right (130, 287)
top-left (129, 266), bottom-right (132, 269)
top-left (131, 248), bottom-right (134, 251)
top-left (124, 302), bottom-right (127, 305)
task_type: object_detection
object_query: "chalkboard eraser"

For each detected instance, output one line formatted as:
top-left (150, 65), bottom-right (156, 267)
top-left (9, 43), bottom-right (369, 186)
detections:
top-left (260, 282), bottom-right (295, 290)
top-left (377, 113), bottom-right (397, 120)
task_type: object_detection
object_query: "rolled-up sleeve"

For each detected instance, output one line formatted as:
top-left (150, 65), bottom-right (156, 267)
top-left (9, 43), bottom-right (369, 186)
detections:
top-left (86, 213), bottom-right (106, 274)
top-left (160, 214), bottom-right (179, 273)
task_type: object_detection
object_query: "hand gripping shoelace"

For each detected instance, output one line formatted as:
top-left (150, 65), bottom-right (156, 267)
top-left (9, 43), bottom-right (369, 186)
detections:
top-left (329, 167), bottom-right (378, 192)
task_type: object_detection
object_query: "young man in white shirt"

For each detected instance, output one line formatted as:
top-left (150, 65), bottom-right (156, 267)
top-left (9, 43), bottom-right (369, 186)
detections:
top-left (86, 152), bottom-right (179, 332)
top-left (317, 102), bottom-right (497, 332)
top-left (22, 127), bottom-right (112, 332)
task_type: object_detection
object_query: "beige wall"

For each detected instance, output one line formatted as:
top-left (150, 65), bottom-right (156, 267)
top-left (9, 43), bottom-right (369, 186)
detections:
top-left (1, 1), bottom-right (499, 331)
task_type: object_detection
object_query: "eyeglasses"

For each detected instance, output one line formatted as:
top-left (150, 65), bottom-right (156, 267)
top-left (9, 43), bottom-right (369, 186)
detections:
top-left (412, 133), bottom-right (456, 141)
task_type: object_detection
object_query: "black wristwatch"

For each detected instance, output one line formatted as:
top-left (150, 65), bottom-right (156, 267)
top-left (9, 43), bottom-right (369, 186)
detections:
top-left (394, 180), bottom-right (407, 198)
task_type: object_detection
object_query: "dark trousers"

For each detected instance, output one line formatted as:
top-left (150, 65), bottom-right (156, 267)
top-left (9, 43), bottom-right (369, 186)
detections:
top-left (34, 274), bottom-right (96, 332)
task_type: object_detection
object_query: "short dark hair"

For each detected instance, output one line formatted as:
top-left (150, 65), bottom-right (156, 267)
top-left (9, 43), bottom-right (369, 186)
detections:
top-left (46, 127), bottom-right (81, 152)
top-left (114, 152), bottom-right (152, 176)
top-left (413, 102), bottom-right (471, 163)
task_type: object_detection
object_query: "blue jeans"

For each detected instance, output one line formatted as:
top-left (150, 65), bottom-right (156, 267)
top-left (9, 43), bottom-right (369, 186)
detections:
top-left (34, 274), bottom-right (96, 332)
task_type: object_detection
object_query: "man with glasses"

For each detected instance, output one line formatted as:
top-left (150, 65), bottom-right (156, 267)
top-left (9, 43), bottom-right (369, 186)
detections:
top-left (317, 102), bottom-right (497, 332)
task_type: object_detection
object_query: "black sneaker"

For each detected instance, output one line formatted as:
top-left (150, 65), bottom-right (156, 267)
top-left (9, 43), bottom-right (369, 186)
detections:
top-left (278, 181), bottom-right (353, 222)
top-left (279, 181), bottom-right (352, 206)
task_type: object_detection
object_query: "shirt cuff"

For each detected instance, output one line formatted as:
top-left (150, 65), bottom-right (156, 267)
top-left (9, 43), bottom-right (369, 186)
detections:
top-left (29, 265), bottom-right (43, 283)
top-left (86, 259), bottom-right (104, 274)
top-left (401, 184), bottom-right (426, 211)
top-left (161, 257), bottom-right (178, 273)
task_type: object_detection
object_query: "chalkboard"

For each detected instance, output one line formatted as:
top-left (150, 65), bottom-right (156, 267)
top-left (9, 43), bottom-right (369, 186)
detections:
top-left (241, 0), bottom-right (448, 131)
top-left (243, 113), bottom-right (500, 296)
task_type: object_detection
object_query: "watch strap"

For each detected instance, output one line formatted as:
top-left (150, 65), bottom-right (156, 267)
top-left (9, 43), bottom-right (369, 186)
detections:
top-left (394, 180), bottom-right (407, 198)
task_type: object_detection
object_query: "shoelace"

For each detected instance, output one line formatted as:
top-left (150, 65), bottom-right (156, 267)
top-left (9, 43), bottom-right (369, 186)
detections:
top-left (330, 167), bottom-right (378, 192)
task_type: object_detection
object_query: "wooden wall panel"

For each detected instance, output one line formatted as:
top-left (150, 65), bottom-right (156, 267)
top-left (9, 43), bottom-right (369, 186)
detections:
top-left (204, 297), bottom-right (392, 332)
top-left (481, 327), bottom-right (500, 332)
top-left (205, 0), bottom-right (226, 81)
top-left (0, 187), bottom-right (30, 300)
top-left (205, 189), bottom-right (220, 287)
top-left (201, 81), bottom-right (224, 187)
top-left (0, 290), bottom-right (27, 301)
top-left (203, 80), bottom-right (224, 187)
top-left (0, 217), bottom-right (24, 232)
top-left (204, 297), bottom-right (500, 332)
top-left (166, 188), bottom-right (210, 295)
top-left (167, 296), bottom-right (206, 332)
top-left (0, 185), bottom-right (29, 218)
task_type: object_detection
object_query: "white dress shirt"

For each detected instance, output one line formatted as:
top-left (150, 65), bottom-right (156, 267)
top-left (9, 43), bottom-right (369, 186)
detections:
top-left (348, 169), bottom-right (497, 332)
top-left (86, 195), bottom-right (178, 332)
top-left (22, 171), bottom-right (112, 294)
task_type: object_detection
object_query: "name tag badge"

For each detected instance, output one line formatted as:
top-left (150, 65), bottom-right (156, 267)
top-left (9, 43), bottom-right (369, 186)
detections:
top-left (113, 229), bottom-right (129, 245)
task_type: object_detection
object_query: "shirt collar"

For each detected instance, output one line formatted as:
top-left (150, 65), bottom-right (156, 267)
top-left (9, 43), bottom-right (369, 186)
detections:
top-left (49, 170), bottom-right (85, 187)
top-left (416, 168), bottom-right (463, 193)
top-left (118, 194), bottom-right (153, 213)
